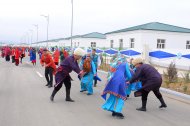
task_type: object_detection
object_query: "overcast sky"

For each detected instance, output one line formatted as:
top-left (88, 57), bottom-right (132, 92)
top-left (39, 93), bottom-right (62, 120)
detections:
top-left (0, 0), bottom-right (190, 44)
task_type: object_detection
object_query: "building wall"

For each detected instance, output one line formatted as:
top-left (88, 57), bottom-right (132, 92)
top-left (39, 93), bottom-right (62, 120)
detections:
top-left (106, 31), bottom-right (142, 49)
top-left (141, 30), bottom-right (190, 50)
top-left (106, 30), bottom-right (190, 50)
top-left (58, 38), bottom-right (106, 48)
top-left (106, 30), bottom-right (190, 70)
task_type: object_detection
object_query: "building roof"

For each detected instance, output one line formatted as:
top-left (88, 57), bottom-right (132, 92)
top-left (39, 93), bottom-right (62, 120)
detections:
top-left (65, 35), bottom-right (82, 40)
top-left (32, 32), bottom-right (106, 44)
top-left (81, 32), bottom-right (106, 39)
top-left (105, 22), bottom-right (190, 34)
top-left (65, 32), bottom-right (106, 39)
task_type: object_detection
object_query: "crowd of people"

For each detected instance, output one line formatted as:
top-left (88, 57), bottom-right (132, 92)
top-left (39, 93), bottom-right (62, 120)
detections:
top-left (0, 46), bottom-right (167, 119)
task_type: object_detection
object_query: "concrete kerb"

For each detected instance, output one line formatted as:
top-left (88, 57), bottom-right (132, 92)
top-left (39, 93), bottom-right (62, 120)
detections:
top-left (160, 87), bottom-right (190, 100)
top-left (98, 70), bottom-right (190, 101)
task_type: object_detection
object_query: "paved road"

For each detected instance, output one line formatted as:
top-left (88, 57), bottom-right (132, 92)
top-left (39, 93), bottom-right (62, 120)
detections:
top-left (0, 56), bottom-right (190, 126)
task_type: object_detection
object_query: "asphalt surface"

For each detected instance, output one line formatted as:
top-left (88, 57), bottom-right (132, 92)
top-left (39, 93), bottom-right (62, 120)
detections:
top-left (0, 56), bottom-right (190, 126)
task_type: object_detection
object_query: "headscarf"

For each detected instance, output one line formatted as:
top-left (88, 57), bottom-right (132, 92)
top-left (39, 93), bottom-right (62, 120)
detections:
top-left (107, 53), bottom-right (126, 82)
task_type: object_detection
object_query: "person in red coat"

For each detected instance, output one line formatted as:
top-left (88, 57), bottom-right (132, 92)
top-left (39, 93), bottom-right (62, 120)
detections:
top-left (40, 49), bottom-right (56, 88)
top-left (11, 48), bottom-right (15, 63)
top-left (53, 49), bottom-right (60, 65)
top-left (15, 47), bottom-right (21, 66)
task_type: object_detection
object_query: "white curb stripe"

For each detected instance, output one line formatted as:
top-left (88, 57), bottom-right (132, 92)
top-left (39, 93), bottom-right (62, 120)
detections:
top-left (160, 87), bottom-right (190, 100)
top-left (36, 71), bottom-right (43, 78)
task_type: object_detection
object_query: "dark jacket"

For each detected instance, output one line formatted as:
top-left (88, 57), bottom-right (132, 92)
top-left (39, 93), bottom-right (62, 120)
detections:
top-left (129, 64), bottom-right (162, 92)
top-left (55, 55), bottom-right (80, 85)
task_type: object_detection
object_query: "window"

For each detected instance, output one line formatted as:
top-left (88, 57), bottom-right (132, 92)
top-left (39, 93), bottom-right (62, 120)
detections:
top-left (186, 41), bottom-right (190, 49)
top-left (119, 39), bottom-right (123, 50)
top-left (91, 42), bottom-right (96, 47)
top-left (110, 40), bottom-right (114, 48)
top-left (130, 38), bottom-right (134, 48)
top-left (157, 39), bottom-right (165, 49)
top-left (74, 42), bottom-right (76, 47)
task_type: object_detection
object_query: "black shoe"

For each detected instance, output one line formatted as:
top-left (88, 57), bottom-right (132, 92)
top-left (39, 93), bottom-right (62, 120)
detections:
top-left (116, 113), bottom-right (124, 119)
top-left (48, 85), bottom-right (52, 88)
top-left (65, 98), bottom-right (75, 102)
top-left (94, 83), bottom-right (97, 87)
top-left (50, 89), bottom-right (57, 102)
top-left (159, 104), bottom-right (167, 108)
top-left (45, 83), bottom-right (49, 86)
top-left (50, 96), bottom-right (54, 101)
top-left (127, 95), bottom-right (130, 97)
top-left (136, 107), bottom-right (146, 111)
top-left (87, 93), bottom-right (92, 95)
top-left (159, 98), bottom-right (167, 108)
top-left (112, 111), bottom-right (117, 117)
top-left (80, 90), bottom-right (86, 92)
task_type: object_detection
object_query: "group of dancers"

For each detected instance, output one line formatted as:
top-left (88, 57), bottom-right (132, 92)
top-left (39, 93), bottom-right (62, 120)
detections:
top-left (41, 47), bottom-right (167, 119)
top-left (1, 46), bottom-right (167, 119)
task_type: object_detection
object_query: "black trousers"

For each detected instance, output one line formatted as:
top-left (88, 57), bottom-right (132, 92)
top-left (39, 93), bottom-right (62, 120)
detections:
top-left (54, 76), bottom-right (71, 91)
top-left (5, 55), bottom-right (10, 61)
top-left (94, 69), bottom-right (97, 85)
top-left (12, 56), bottom-right (15, 63)
top-left (45, 67), bottom-right (53, 85)
top-left (141, 88), bottom-right (163, 101)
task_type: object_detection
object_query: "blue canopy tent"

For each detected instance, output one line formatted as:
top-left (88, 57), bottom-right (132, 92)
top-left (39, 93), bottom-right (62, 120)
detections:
top-left (87, 49), bottom-right (91, 53)
top-left (149, 51), bottom-right (176, 58)
top-left (96, 48), bottom-right (104, 53)
top-left (104, 48), bottom-right (118, 55)
top-left (120, 49), bottom-right (141, 56)
top-left (182, 54), bottom-right (190, 59)
top-left (87, 48), bottom-right (104, 53)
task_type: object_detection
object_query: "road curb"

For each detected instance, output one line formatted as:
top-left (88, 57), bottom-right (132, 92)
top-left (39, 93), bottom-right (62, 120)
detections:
top-left (160, 87), bottom-right (190, 100)
top-left (98, 70), bottom-right (190, 101)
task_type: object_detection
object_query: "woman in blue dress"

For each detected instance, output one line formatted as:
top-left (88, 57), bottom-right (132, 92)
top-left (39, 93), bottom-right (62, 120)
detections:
top-left (80, 53), bottom-right (96, 95)
top-left (101, 55), bottom-right (132, 119)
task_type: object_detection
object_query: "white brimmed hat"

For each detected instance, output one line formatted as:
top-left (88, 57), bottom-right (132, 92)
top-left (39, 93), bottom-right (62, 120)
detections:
top-left (132, 58), bottom-right (144, 66)
top-left (74, 48), bottom-right (86, 56)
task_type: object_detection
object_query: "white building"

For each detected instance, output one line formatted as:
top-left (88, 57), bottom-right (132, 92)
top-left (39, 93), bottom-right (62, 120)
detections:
top-left (31, 22), bottom-right (190, 70)
top-left (105, 22), bottom-right (190, 70)
top-left (31, 32), bottom-right (106, 49)
top-left (58, 32), bottom-right (106, 49)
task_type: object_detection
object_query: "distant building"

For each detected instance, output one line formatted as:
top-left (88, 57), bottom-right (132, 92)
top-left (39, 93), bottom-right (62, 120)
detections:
top-left (105, 22), bottom-right (190, 70)
top-left (105, 22), bottom-right (190, 50)
top-left (31, 32), bottom-right (106, 49)
top-left (31, 22), bottom-right (190, 70)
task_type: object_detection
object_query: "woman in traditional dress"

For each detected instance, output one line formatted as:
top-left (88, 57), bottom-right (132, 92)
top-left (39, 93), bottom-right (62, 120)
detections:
top-left (80, 53), bottom-right (96, 95)
top-left (101, 55), bottom-right (132, 119)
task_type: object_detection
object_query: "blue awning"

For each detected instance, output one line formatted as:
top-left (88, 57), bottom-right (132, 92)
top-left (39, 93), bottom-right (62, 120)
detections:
top-left (120, 50), bottom-right (141, 56)
top-left (104, 49), bottom-right (118, 55)
top-left (182, 54), bottom-right (190, 59)
top-left (87, 49), bottom-right (91, 52)
top-left (149, 51), bottom-right (176, 58)
top-left (87, 49), bottom-right (103, 53)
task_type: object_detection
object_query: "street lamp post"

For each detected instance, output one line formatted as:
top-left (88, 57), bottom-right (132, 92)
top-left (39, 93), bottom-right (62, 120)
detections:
top-left (41, 14), bottom-right (49, 48)
top-left (71, 0), bottom-right (74, 50)
top-left (25, 32), bottom-right (30, 46)
top-left (33, 24), bottom-right (38, 42)
top-left (29, 29), bottom-right (33, 45)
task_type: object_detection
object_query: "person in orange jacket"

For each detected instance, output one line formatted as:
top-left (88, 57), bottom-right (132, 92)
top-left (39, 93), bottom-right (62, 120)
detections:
top-left (53, 48), bottom-right (60, 65)
top-left (15, 47), bottom-right (21, 66)
top-left (40, 49), bottom-right (56, 88)
top-left (11, 48), bottom-right (15, 63)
